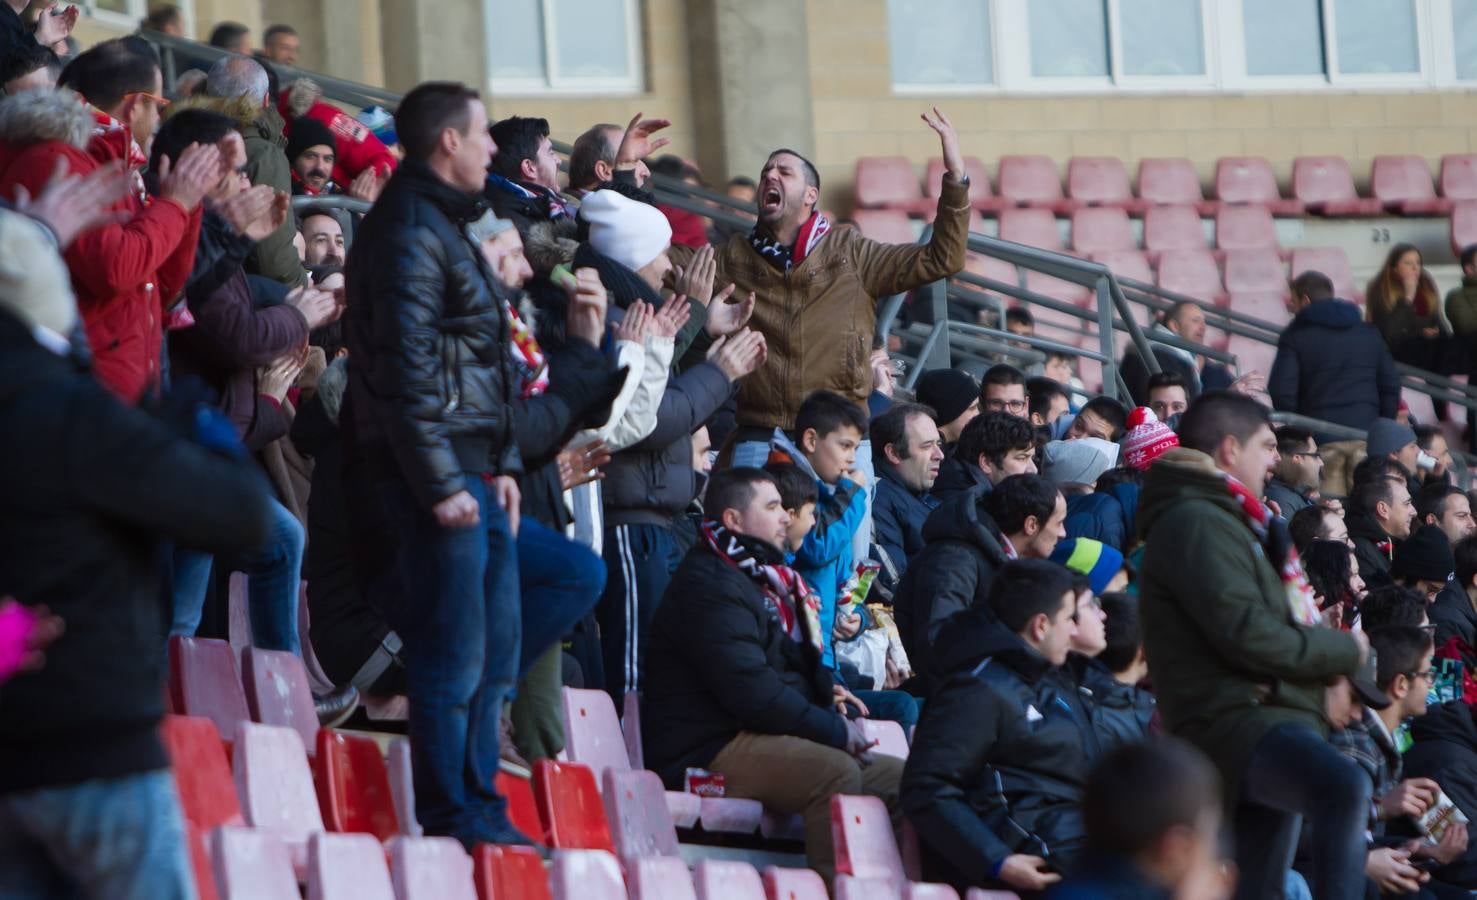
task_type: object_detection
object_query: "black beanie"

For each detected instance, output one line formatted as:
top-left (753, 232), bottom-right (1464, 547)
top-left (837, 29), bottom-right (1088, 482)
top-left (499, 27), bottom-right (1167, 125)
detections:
top-left (915, 368), bottom-right (980, 426)
top-left (1393, 524), bottom-right (1455, 582)
top-left (286, 116), bottom-right (336, 165)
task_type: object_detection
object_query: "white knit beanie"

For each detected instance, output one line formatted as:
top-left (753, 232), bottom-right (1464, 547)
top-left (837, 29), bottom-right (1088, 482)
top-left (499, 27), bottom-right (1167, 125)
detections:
top-left (581, 189), bottom-right (672, 273)
top-left (0, 209), bottom-right (76, 337)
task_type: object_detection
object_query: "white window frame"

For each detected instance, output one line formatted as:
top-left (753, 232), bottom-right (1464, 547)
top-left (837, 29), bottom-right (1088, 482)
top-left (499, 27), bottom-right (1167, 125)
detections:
top-left (889, 0), bottom-right (1002, 95)
top-left (81, 0), bottom-right (195, 36)
top-left (484, 0), bottom-right (644, 96)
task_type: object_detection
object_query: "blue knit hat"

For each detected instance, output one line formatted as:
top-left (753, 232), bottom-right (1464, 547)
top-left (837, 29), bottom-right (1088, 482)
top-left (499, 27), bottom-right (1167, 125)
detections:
top-left (1050, 538), bottom-right (1126, 595)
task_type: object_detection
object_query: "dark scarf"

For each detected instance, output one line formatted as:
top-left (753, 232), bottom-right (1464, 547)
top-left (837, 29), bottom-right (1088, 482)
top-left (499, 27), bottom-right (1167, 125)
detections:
top-left (572, 241), bottom-right (663, 311)
top-left (486, 172), bottom-right (576, 221)
top-left (750, 211), bottom-right (831, 272)
top-left (701, 520), bottom-right (822, 652)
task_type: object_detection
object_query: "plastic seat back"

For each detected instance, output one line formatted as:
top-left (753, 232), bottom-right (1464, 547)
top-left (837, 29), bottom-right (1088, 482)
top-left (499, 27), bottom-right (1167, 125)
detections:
top-left (694, 860), bottom-right (766, 900)
top-left (169, 636), bottom-right (250, 746)
top-left (315, 730), bottom-right (399, 841)
top-left (307, 832), bottom-right (395, 900)
top-left (163, 714), bottom-right (243, 831)
top-left (997, 208), bottom-right (1062, 251)
top-left (836, 876), bottom-right (902, 900)
top-left (831, 794), bottom-right (905, 884)
top-left (1070, 206), bottom-right (1134, 255)
top-left (855, 156), bottom-right (923, 209)
top-left (1214, 205), bottom-right (1277, 251)
top-left (532, 759), bottom-right (615, 852)
top-left (1136, 158), bottom-right (1206, 207)
top-left (496, 770), bottom-right (546, 843)
top-left (1142, 205), bottom-right (1205, 253)
top-left (550, 849), bottom-right (626, 900)
top-left (242, 647), bottom-right (320, 755)
top-left (1289, 247), bottom-right (1356, 300)
top-left (386, 738), bottom-right (422, 837)
top-left (852, 209), bottom-right (917, 244)
top-left (905, 885), bottom-right (961, 900)
top-left (859, 720), bottom-right (910, 760)
top-left (389, 836), bottom-right (476, 900)
top-left (1373, 155), bottom-right (1439, 205)
top-left (1214, 156), bottom-right (1279, 205)
top-left (1228, 334), bottom-right (1278, 378)
top-left (233, 721), bottom-right (325, 846)
top-left (1293, 156), bottom-right (1357, 205)
top-left (602, 767), bottom-right (680, 860)
top-left (762, 867), bottom-right (829, 900)
top-left (1442, 154), bottom-right (1477, 200)
top-left (212, 825), bottom-right (299, 900)
top-left (629, 856), bottom-right (698, 900)
top-left (1090, 250), bottom-right (1153, 285)
top-left (474, 844), bottom-right (552, 900)
top-left (622, 691), bottom-right (644, 770)
top-left (925, 156), bottom-right (997, 209)
top-left (1156, 250), bottom-right (1224, 302)
top-left (1453, 202), bottom-right (1477, 256)
top-left (1223, 249), bottom-right (1287, 294)
top-left (997, 155), bottom-right (1065, 206)
top-left (1067, 156), bottom-right (1134, 206)
top-left (561, 687), bottom-right (633, 782)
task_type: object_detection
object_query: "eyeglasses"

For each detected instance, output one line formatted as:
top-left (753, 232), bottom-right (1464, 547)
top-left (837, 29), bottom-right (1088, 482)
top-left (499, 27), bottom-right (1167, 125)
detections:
top-left (986, 398), bottom-right (1026, 413)
top-left (1071, 595), bottom-right (1102, 623)
top-left (1407, 669), bottom-right (1436, 683)
top-left (123, 91), bottom-right (171, 108)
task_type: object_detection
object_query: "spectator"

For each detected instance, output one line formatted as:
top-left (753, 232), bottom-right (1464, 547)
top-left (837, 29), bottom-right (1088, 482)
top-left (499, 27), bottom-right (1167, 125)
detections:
top-left (1431, 535), bottom-right (1477, 652)
top-left (1066, 395), bottom-right (1128, 443)
top-left (1445, 244), bottom-right (1477, 440)
top-left (1402, 696), bottom-right (1477, 893)
top-left (1092, 591), bottom-right (1156, 744)
top-left (1348, 470), bottom-right (1416, 583)
top-left (1005, 306), bottom-right (1036, 345)
top-left (914, 367), bottom-right (980, 448)
top-left (1361, 584), bottom-right (1431, 631)
top-left (642, 468), bottom-right (902, 885)
top-left (1392, 524), bottom-right (1456, 602)
top-left (1119, 407), bottom-right (1179, 471)
top-left (0, 0), bottom-right (74, 65)
top-left (280, 77), bottom-right (397, 193)
top-left (486, 114), bottom-right (573, 233)
top-left (0, 41), bottom-right (213, 405)
top-left (1303, 538), bottom-right (1364, 625)
top-left (1028, 376), bottom-right (1071, 430)
top-left (766, 461), bottom-right (819, 559)
top-left (1049, 740), bottom-right (1227, 900)
top-left (1269, 271), bottom-right (1400, 435)
top-left (1042, 437), bottom-right (1119, 489)
top-left (0, 193), bottom-right (274, 897)
top-left (208, 20), bottom-right (250, 54)
top-left (1265, 426), bottom-right (1321, 518)
top-left (1052, 538), bottom-right (1131, 597)
top-left (704, 109), bottom-right (969, 467)
top-left (261, 24), bottom-right (298, 66)
top-left (0, 40), bottom-right (55, 94)
top-left (1138, 391), bottom-right (1368, 899)
top-left (902, 559), bottom-right (1090, 892)
top-left (565, 119), bottom-right (653, 199)
top-left (1290, 502), bottom-right (1351, 553)
top-left (935, 411), bottom-right (1037, 500)
top-left (1367, 416), bottom-right (1423, 495)
top-left (286, 116), bottom-right (338, 195)
top-left (980, 363), bottom-right (1027, 416)
top-left (1121, 301), bottom-right (1233, 404)
top-left (869, 401), bottom-right (943, 594)
top-left (1415, 423), bottom-right (1456, 486)
top-left (299, 210), bottom-right (345, 267)
top-left (140, 4), bottom-right (182, 35)
top-left (1417, 482), bottom-right (1476, 547)
top-left (651, 154), bottom-right (710, 249)
top-left (1146, 370), bottom-right (1189, 425)
top-left (1368, 244), bottom-right (1468, 420)
top-left (1062, 465), bottom-right (1143, 553)
top-left (196, 55), bottom-right (309, 289)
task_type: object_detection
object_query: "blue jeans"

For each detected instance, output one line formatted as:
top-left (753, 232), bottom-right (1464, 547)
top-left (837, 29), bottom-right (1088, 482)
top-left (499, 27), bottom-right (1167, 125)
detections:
top-left (169, 496), bottom-right (302, 655)
top-left (517, 519), bottom-right (604, 677)
top-left (0, 769), bottom-right (194, 899)
top-left (373, 477), bottom-right (520, 844)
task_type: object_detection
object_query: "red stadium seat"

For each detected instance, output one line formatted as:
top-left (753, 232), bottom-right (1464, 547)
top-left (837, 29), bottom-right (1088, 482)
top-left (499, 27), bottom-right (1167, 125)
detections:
top-left (307, 832), bottom-right (395, 900)
top-left (388, 836), bottom-right (476, 900)
top-left (1214, 205), bottom-right (1278, 251)
top-left (474, 844), bottom-right (552, 900)
top-left (314, 730), bottom-right (399, 841)
top-left (851, 209), bottom-right (917, 244)
top-left (629, 856), bottom-right (697, 900)
top-left (1156, 250), bottom-right (1225, 305)
top-left (1289, 247), bottom-right (1360, 303)
top-left (1214, 156), bottom-right (1302, 216)
top-left (213, 826), bottom-right (299, 900)
top-left (831, 794), bottom-right (906, 885)
top-left (694, 860), bottom-right (766, 900)
top-left (1142, 205), bottom-right (1207, 256)
top-left (1292, 157), bottom-right (1385, 217)
top-left (1228, 334), bottom-right (1278, 378)
top-left (1136, 158), bottom-right (1217, 214)
top-left (1372, 156), bottom-right (1453, 216)
top-left (1223, 248), bottom-right (1288, 296)
top-left (602, 768), bottom-right (681, 861)
top-left (859, 720), bottom-right (910, 760)
top-left (532, 760), bottom-right (615, 852)
top-left (233, 722), bottom-right (325, 867)
top-left (550, 849), bottom-right (627, 900)
top-left (495, 770), bottom-right (545, 844)
top-left (997, 207), bottom-right (1063, 251)
top-left (1452, 202), bottom-right (1477, 256)
top-left (168, 636), bottom-right (251, 747)
top-left (164, 714), bottom-right (243, 831)
top-left (1070, 207), bottom-right (1134, 256)
top-left (1090, 250), bottom-right (1153, 286)
top-left (854, 156), bottom-right (931, 216)
top-left (997, 155), bottom-right (1077, 213)
top-left (1441, 154), bottom-right (1477, 201)
top-left (241, 647), bottom-right (319, 755)
top-left (836, 876), bottom-right (901, 900)
top-left (386, 738), bottom-right (423, 837)
top-left (925, 156), bottom-right (1008, 213)
top-left (905, 885), bottom-right (961, 900)
top-left (762, 866), bottom-right (829, 900)
top-left (1067, 157), bottom-right (1146, 213)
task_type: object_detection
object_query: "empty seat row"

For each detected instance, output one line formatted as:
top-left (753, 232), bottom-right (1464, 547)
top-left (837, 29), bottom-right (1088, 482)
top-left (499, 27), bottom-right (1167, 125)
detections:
top-left (856, 154), bottom-right (1477, 220)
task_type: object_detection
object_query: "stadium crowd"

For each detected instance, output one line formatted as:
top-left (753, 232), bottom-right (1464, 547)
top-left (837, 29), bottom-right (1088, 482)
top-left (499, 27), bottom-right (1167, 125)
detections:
top-left (10, 8), bottom-right (1477, 900)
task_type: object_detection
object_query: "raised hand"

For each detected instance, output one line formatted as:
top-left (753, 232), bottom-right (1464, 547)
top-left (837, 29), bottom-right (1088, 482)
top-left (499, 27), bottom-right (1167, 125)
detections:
top-left (159, 142), bottom-right (225, 211)
top-left (920, 106), bottom-right (964, 182)
top-left (286, 284), bottom-right (340, 330)
top-left (703, 287), bottom-right (754, 338)
top-left (709, 328), bottom-right (767, 381)
top-left (259, 346), bottom-right (308, 402)
top-left (348, 166), bottom-right (388, 203)
top-left (213, 184), bottom-right (275, 237)
top-left (674, 243), bottom-right (717, 306)
top-left (615, 112), bottom-right (671, 173)
top-left (615, 300), bottom-right (654, 345)
top-left (651, 293), bottom-right (691, 339)
top-left (566, 266), bottom-right (608, 348)
top-left (11, 157), bottom-right (131, 248)
top-left (33, 1), bottom-right (78, 48)
top-left (558, 440), bottom-right (612, 490)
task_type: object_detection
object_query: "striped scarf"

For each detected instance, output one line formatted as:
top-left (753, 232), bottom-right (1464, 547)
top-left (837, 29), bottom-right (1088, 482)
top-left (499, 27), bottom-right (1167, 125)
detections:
top-left (701, 520), bottom-right (823, 652)
top-left (1225, 474), bottom-right (1321, 626)
top-left (750, 211), bottom-right (831, 272)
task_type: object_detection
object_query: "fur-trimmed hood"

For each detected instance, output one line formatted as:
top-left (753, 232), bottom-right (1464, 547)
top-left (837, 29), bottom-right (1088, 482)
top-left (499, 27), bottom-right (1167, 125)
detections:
top-left (0, 89), bottom-right (93, 151)
top-left (523, 219), bottom-right (577, 275)
top-left (170, 94), bottom-right (286, 147)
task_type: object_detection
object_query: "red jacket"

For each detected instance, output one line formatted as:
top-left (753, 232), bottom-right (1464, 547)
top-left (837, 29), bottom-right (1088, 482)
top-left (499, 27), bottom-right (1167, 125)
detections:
top-left (279, 95), bottom-right (396, 187)
top-left (0, 131), bottom-right (201, 403)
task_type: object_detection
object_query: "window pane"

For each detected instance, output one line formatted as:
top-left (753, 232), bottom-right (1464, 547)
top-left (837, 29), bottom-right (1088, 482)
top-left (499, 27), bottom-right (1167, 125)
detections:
top-left (1119, 0), bottom-right (1204, 76)
top-left (94, 0), bottom-right (130, 13)
top-left (887, 0), bottom-right (993, 86)
top-left (488, 0), bottom-right (545, 81)
top-left (551, 0), bottom-right (633, 81)
top-left (1334, 0), bottom-right (1418, 75)
top-left (1454, 0), bottom-right (1477, 80)
top-left (1242, 0), bottom-right (1324, 76)
top-left (1028, 0), bottom-right (1108, 77)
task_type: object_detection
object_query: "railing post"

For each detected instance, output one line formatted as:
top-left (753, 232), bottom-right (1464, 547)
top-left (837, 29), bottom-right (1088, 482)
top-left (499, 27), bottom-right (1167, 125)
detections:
top-left (925, 277), bottom-right (951, 371)
top-left (1095, 275), bottom-right (1120, 403)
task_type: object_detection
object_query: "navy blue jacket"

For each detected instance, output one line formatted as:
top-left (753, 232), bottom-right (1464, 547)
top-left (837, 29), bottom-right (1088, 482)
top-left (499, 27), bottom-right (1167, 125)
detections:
top-left (1268, 300), bottom-right (1401, 433)
top-left (871, 465), bottom-right (939, 596)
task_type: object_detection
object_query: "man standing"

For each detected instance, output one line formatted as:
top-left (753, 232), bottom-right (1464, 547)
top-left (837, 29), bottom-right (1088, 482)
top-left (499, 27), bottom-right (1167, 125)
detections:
top-left (486, 115), bottom-right (573, 232)
top-left (1264, 426), bottom-right (1321, 518)
top-left (1138, 392), bottom-right (1368, 900)
top-left (869, 401), bottom-right (944, 593)
top-left (343, 82), bottom-right (528, 847)
top-left (1146, 370), bottom-right (1189, 425)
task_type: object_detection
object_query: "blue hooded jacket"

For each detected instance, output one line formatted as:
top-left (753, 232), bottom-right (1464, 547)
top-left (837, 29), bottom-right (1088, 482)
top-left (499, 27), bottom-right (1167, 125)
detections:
top-left (1268, 299), bottom-right (1400, 434)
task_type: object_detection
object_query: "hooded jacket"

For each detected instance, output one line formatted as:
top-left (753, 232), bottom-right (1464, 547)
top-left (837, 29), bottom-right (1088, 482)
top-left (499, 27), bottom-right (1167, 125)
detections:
top-left (1346, 510), bottom-right (1397, 584)
top-left (1429, 581), bottom-right (1477, 656)
top-left (1137, 448), bottom-right (1362, 804)
top-left (1403, 701), bottom-right (1477, 886)
top-left (1064, 487), bottom-right (1138, 554)
top-left (901, 615), bottom-right (1092, 889)
top-left (1446, 275), bottom-right (1477, 343)
top-left (893, 486), bottom-right (1009, 685)
top-left (931, 450), bottom-right (990, 502)
top-left (1268, 299), bottom-right (1400, 433)
top-left (1063, 654), bottom-right (1154, 755)
top-left (871, 464), bottom-right (940, 596)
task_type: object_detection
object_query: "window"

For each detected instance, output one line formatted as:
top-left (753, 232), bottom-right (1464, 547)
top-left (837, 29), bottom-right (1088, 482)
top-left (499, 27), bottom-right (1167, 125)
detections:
top-left (1119, 0), bottom-right (1206, 76)
top-left (1240, 0), bottom-right (1325, 76)
top-left (82, 0), bottom-right (193, 32)
top-left (1329, 0), bottom-right (1419, 75)
top-left (1028, 0), bottom-right (1108, 78)
top-left (887, 0), bottom-right (995, 88)
top-left (1454, 0), bottom-right (1477, 80)
top-left (485, 0), bottom-right (643, 93)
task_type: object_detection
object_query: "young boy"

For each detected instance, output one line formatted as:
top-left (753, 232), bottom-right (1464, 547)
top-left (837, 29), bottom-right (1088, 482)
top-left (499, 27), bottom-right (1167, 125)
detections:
top-left (766, 461), bottom-right (819, 558)
top-left (1085, 591), bottom-right (1155, 753)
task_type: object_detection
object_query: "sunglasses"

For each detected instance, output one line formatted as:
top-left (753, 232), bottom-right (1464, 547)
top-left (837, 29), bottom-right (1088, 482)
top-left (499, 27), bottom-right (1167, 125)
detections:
top-left (123, 91), bottom-right (171, 108)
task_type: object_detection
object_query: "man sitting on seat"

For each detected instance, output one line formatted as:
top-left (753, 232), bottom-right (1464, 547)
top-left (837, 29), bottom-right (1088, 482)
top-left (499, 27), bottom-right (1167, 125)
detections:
top-left (932, 411), bottom-right (1037, 501)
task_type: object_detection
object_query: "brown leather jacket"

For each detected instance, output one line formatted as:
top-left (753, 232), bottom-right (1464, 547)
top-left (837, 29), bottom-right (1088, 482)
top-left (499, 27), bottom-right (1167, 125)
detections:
top-left (672, 175), bottom-right (971, 430)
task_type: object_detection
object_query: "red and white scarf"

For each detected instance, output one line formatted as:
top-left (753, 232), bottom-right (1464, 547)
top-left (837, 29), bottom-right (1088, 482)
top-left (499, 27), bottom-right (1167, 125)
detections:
top-left (750, 211), bottom-right (831, 272)
top-left (504, 300), bottom-right (548, 398)
top-left (90, 109), bottom-right (149, 204)
top-left (1225, 474), bottom-right (1321, 626)
top-left (701, 520), bottom-right (823, 652)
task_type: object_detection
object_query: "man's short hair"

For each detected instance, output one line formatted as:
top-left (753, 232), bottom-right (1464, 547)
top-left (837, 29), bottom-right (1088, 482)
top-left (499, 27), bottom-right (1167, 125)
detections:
top-left (794, 390), bottom-right (868, 442)
top-left (1461, 244), bottom-right (1477, 271)
top-left (1176, 391), bottom-right (1271, 456)
top-left (1275, 425), bottom-right (1315, 456)
top-left (57, 39), bottom-right (157, 112)
top-left (1369, 625), bottom-right (1435, 692)
top-left (1005, 307), bottom-right (1035, 329)
top-left (1360, 585), bottom-right (1428, 631)
top-left (1026, 376), bottom-right (1069, 421)
top-left (1414, 424), bottom-right (1443, 451)
top-left (142, 4), bottom-right (181, 32)
top-left (395, 82), bottom-right (480, 162)
top-left (705, 467), bottom-right (777, 520)
top-left (208, 21), bottom-right (250, 50)
top-left (263, 24), bottom-right (298, 44)
top-left (148, 109), bottom-right (238, 176)
top-left (766, 148), bottom-right (819, 190)
top-left (205, 55), bottom-right (269, 103)
top-left (1455, 534), bottom-right (1477, 589)
top-left (1083, 739), bottom-right (1221, 859)
top-left (1146, 370), bottom-right (1187, 395)
top-left (1097, 592), bottom-right (1142, 674)
top-left (0, 41), bottom-right (55, 86)
top-left (1165, 300), bottom-right (1199, 327)
top-left (870, 402), bottom-right (935, 466)
top-left (726, 175), bottom-right (756, 191)
top-left (1352, 455), bottom-right (1410, 489)
top-left (1416, 482), bottom-right (1463, 525)
top-left (988, 474), bottom-right (1060, 536)
top-left (489, 115), bottom-right (551, 181)
top-left (1352, 477), bottom-right (1398, 519)
top-left (957, 411), bottom-right (1035, 471)
top-left (986, 558), bottom-right (1075, 633)
top-left (1080, 395), bottom-right (1129, 442)
top-left (1289, 505), bottom-right (1333, 553)
top-left (1096, 465), bottom-right (1145, 493)
top-left (982, 364), bottom-right (1026, 393)
top-left (568, 122), bottom-right (618, 191)
top-left (764, 461), bottom-right (817, 512)
top-left (1291, 270), bottom-right (1335, 302)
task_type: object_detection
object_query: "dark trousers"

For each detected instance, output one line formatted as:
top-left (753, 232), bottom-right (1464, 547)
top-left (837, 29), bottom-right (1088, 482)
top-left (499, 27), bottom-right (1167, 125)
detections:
top-left (597, 522), bottom-right (680, 708)
top-left (516, 518), bottom-right (605, 674)
top-left (1234, 722), bottom-right (1371, 900)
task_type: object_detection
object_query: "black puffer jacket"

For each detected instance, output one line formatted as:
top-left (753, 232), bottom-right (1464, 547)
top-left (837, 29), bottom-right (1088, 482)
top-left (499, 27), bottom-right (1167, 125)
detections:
top-left (1064, 654), bottom-right (1153, 756)
top-left (642, 539), bottom-right (846, 787)
top-left (1347, 511), bottom-right (1396, 585)
top-left (1403, 701), bottom-right (1477, 886)
top-left (344, 160), bottom-right (521, 508)
top-left (1268, 299), bottom-right (1401, 434)
top-left (1430, 582), bottom-right (1477, 663)
top-left (901, 617), bottom-right (1091, 890)
top-left (894, 485), bottom-right (1008, 685)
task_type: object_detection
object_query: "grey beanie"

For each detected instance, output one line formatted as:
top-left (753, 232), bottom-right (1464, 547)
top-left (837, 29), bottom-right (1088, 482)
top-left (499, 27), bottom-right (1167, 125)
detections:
top-left (1042, 438), bottom-right (1119, 486)
top-left (1366, 418), bottom-right (1416, 461)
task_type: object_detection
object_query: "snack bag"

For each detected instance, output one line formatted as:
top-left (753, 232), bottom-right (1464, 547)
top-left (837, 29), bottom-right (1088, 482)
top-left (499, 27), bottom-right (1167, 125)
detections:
top-left (1419, 790), bottom-right (1470, 844)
